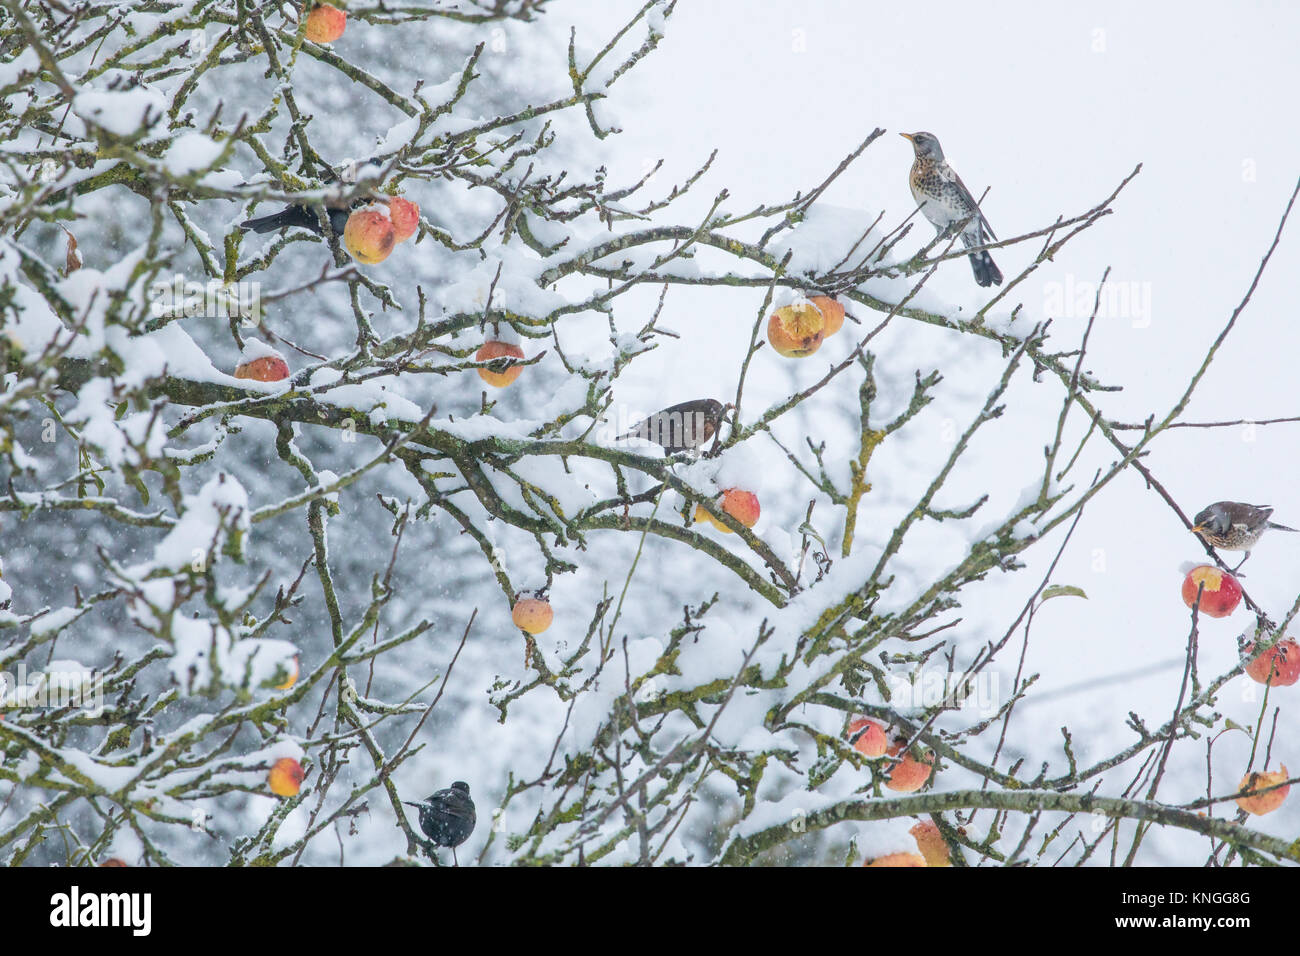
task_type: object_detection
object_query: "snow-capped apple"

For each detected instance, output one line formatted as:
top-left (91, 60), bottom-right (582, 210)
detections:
top-left (1236, 765), bottom-right (1290, 815)
top-left (512, 596), bottom-right (553, 635)
top-left (304, 3), bottom-right (347, 43)
top-left (1244, 637), bottom-right (1300, 687)
top-left (476, 341), bottom-right (525, 387)
top-left (388, 197), bottom-right (420, 242)
top-left (767, 302), bottom-right (825, 358)
top-left (847, 717), bottom-right (889, 758)
top-left (343, 208), bottom-right (395, 264)
top-left (809, 295), bottom-right (845, 337)
top-left (234, 353), bottom-right (289, 382)
top-left (269, 757), bottom-right (305, 797)
top-left (909, 821), bottom-right (951, 866)
top-left (864, 852), bottom-right (926, 867)
top-left (693, 488), bottom-right (760, 533)
top-left (1181, 565), bottom-right (1241, 618)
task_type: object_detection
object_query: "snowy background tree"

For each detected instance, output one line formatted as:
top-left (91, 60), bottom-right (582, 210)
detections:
top-left (1, 0), bottom-right (1298, 866)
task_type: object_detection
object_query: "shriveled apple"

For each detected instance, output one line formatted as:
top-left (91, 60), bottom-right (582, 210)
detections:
top-left (767, 303), bottom-right (825, 358)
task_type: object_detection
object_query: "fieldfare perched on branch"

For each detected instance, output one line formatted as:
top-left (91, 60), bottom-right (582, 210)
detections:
top-left (900, 132), bottom-right (1003, 287)
top-left (1192, 501), bottom-right (1297, 571)
top-left (615, 398), bottom-right (730, 454)
top-left (406, 781), bottom-right (477, 863)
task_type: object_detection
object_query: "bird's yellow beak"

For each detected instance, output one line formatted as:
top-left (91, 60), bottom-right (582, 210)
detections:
top-left (899, 133), bottom-right (915, 142)
top-left (1191, 523), bottom-right (1205, 533)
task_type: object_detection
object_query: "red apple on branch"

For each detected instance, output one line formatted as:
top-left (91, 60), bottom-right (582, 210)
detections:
top-left (1236, 765), bottom-right (1290, 815)
top-left (269, 757), bottom-right (305, 797)
top-left (909, 821), bottom-right (952, 866)
top-left (344, 208), bottom-right (396, 264)
top-left (476, 341), bottom-right (525, 388)
top-left (767, 303), bottom-right (825, 358)
top-left (388, 197), bottom-right (420, 242)
top-left (694, 488), bottom-right (760, 533)
top-left (808, 295), bottom-right (845, 337)
top-left (304, 4), bottom-right (347, 43)
top-left (1181, 565), bottom-right (1242, 618)
top-left (234, 353), bottom-right (289, 382)
top-left (847, 717), bottom-right (889, 758)
top-left (512, 596), bottom-right (553, 635)
top-left (1243, 637), bottom-right (1300, 687)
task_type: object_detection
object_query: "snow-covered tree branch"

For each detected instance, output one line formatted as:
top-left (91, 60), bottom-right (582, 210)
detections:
top-left (1, 0), bottom-right (1297, 868)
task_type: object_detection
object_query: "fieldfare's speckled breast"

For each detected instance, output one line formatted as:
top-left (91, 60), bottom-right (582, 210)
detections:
top-left (1192, 501), bottom-right (1297, 569)
top-left (901, 132), bottom-right (1002, 287)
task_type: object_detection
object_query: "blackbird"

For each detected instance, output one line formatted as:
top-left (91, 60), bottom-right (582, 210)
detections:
top-left (615, 398), bottom-right (730, 454)
top-left (1192, 501), bottom-right (1297, 572)
top-left (240, 204), bottom-right (350, 236)
top-left (240, 156), bottom-right (384, 236)
top-left (405, 781), bottom-right (476, 860)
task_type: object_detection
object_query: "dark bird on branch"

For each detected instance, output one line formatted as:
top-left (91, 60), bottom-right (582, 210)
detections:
top-left (405, 781), bottom-right (476, 863)
top-left (615, 398), bottom-right (730, 454)
top-left (901, 131), bottom-right (1002, 287)
top-left (1192, 501), bottom-right (1297, 571)
top-left (240, 204), bottom-right (351, 236)
top-left (240, 156), bottom-right (385, 236)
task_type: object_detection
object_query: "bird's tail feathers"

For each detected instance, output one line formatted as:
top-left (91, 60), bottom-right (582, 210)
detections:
top-left (968, 251), bottom-right (1002, 287)
top-left (1267, 522), bottom-right (1299, 533)
top-left (240, 205), bottom-right (330, 235)
top-left (240, 212), bottom-right (290, 234)
top-left (960, 228), bottom-right (1003, 287)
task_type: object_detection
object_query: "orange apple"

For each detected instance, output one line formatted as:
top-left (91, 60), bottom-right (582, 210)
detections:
top-left (388, 198), bottom-right (420, 242)
top-left (693, 503), bottom-right (721, 531)
top-left (809, 295), bottom-right (845, 337)
top-left (98, 858), bottom-right (128, 867)
top-left (767, 303), bottom-right (825, 358)
top-left (304, 3), bottom-right (346, 43)
top-left (234, 354), bottom-right (289, 382)
top-left (847, 717), bottom-right (889, 758)
top-left (864, 852), bottom-right (927, 867)
top-left (1244, 637), bottom-right (1300, 687)
top-left (885, 748), bottom-right (934, 793)
top-left (694, 488), bottom-right (760, 533)
top-left (343, 208), bottom-right (396, 264)
top-left (512, 596), bottom-right (553, 635)
top-left (1181, 565), bottom-right (1242, 618)
top-left (269, 757), bottom-right (305, 797)
top-left (1236, 765), bottom-right (1290, 815)
top-left (476, 341), bottom-right (525, 388)
top-left (719, 488), bottom-right (760, 526)
top-left (909, 821), bottom-right (951, 866)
